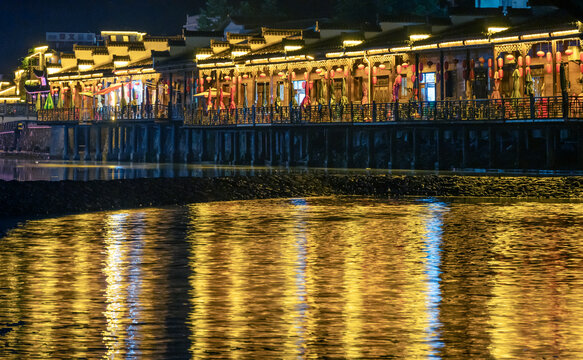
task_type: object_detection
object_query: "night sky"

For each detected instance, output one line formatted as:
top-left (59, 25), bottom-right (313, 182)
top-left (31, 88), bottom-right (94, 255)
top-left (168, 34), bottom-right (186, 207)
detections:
top-left (0, 0), bottom-right (205, 76)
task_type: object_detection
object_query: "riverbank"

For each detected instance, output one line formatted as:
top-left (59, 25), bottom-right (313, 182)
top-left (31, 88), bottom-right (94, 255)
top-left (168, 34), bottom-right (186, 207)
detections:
top-left (1, 174), bottom-right (583, 218)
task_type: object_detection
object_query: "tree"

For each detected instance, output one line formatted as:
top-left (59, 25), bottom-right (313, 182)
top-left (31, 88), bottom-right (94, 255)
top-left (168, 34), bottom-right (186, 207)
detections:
top-left (197, 0), bottom-right (233, 30)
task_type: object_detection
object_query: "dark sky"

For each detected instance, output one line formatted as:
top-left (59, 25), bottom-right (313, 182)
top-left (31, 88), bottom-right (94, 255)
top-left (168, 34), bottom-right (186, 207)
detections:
top-left (0, 0), bottom-right (205, 76)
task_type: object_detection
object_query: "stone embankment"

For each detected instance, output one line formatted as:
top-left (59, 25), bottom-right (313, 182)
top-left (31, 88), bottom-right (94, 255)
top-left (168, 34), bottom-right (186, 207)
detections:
top-left (1, 174), bottom-right (583, 218)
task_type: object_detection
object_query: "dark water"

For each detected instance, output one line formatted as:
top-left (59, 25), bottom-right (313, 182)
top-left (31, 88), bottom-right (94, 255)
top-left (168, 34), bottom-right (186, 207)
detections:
top-left (2, 197), bottom-right (583, 359)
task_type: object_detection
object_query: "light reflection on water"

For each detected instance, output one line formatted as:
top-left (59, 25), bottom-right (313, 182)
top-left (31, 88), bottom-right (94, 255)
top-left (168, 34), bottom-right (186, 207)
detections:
top-left (2, 197), bottom-right (583, 358)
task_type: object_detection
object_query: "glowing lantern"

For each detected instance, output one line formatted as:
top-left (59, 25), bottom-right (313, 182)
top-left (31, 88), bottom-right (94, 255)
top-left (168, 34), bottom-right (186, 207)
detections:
top-left (517, 56), bottom-right (523, 67)
top-left (537, 50), bottom-right (545, 57)
top-left (330, 69), bottom-right (335, 78)
top-left (546, 63), bottom-right (552, 74)
top-left (519, 68), bottom-right (523, 77)
top-left (373, 66), bottom-right (377, 75)
top-left (396, 74), bottom-right (402, 85)
top-left (580, 53), bottom-right (583, 62)
top-left (498, 57), bottom-right (503, 68)
top-left (498, 69), bottom-right (504, 78)
top-left (304, 72), bottom-right (308, 80)
top-left (556, 52), bottom-right (562, 63)
top-left (565, 48), bottom-right (573, 56)
top-left (488, 58), bottom-right (492, 67)
top-left (316, 68), bottom-right (323, 73)
top-left (278, 71), bottom-right (285, 77)
top-left (206, 76), bottom-right (212, 82)
top-left (397, 65), bottom-right (402, 74)
top-left (444, 61), bottom-right (449, 70)
top-left (291, 71), bottom-right (296, 79)
top-left (525, 55), bottom-right (531, 66)
top-left (470, 59), bottom-right (475, 68)
top-left (489, 68), bottom-right (493, 78)
top-left (232, 77), bottom-right (236, 84)
top-left (372, 76), bottom-right (377, 85)
top-left (546, 52), bottom-right (552, 63)
top-left (506, 54), bottom-right (514, 62)
top-left (337, 67), bottom-right (343, 73)
top-left (402, 63), bottom-right (409, 68)
top-left (238, 75), bottom-right (242, 83)
top-left (526, 66), bottom-right (531, 75)
top-left (344, 68), bottom-right (349, 77)
top-left (357, 64), bottom-right (365, 70)
top-left (556, 64), bottom-right (561, 73)
top-left (243, 74), bottom-right (249, 79)
top-left (324, 71), bottom-right (328, 79)
top-left (379, 63), bottom-right (386, 70)
top-left (410, 64), bottom-right (415, 73)
top-left (225, 75), bottom-right (230, 81)
top-left (580, 63), bottom-right (583, 73)
top-left (365, 66), bottom-right (369, 75)
top-left (479, 57), bottom-right (485, 64)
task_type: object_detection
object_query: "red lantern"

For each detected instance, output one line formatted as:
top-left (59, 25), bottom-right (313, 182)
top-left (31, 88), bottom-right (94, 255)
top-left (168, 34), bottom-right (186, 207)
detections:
top-left (259, 72), bottom-right (266, 78)
top-left (206, 76), bottom-right (212, 82)
top-left (580, 63), bottom-right (583, 73)
top-left (470, 69), bottom-right (475, 80)
top-left (378, 64), bottom-right (386, 70)
top-left (488, 68), bottom-right (493, 78)
top-left (498, 69), bottom-right (504, 78)
top-left (324, 71), bottom-right (328, 79)
top-left (344, 68), bottom-right (349, 77)
top-left (225, 75), bottom-right (230, 81)
top-left (402, 63), bottom-right (409, 68)
top-left (546, 63), bottom-right (552, 74)
top-left (565, 48), bottom-right (573, 56)
top-left (556, 52), bottom-right (562, 63)
top-left (517, 56), bottom-right (523, 67)
top-left (580, 53), bottom-right (583, 62)
top-left (487, 58), bottom-right (492, 67)
top-left (519, 67), bottom-right (523, 77)
top-left (411, 75), bottom-right (416, 82)
top-left (419, 63), bottom-right (424, 72)
top-left (525, 55), bottom-right (531, 66)
top-left (238, 75), bottom-right (242, 83)
top-left (396, 75), bottom-right (402, 85)
top-left (372, 76), bottom-right (377, 85)
top-left (397, 65), bottom-right (402, 74)
top-left (357, 64), bottom-right (365, 70)
top-left (470, 59), bottom-right (475, 68)
top-left (444, 61), bottom-right (449, 70)
top-left (365, 66), bottom-right (369, 75)
top-left (411, 64), bottom-right (415, 73)
top-left (330, 69), bottom-right (335, 78)
top-left (232, 77), bottom-right (236, 84)
top-left (546, 52), bottom-right (552, 63)
top-left (243, 74), bottom-right (248, 79)
top-left (498, 57), bottom-right (503, 68)
top-left (556, 63), bottom-right (561, 73)
top-left (537, 50), bottom-right (545, 57)
top-left (291, 71), bottom-right (296, 80)
top-left (479, 57), bottom-right (485, 64)
top-left (304, 72), bottom-right (308, 81)
top-left (278, 71), bottom-right (285, 77)
top-left (372, 66), bottom-right (377, 75)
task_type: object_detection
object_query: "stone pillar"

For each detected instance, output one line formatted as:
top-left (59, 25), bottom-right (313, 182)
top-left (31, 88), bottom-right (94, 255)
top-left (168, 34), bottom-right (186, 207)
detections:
top-left (118, 126), bottom-right (126, 161)
top-left (84, 126), bottom-right (91, 161)
top-left (250, 130), bottom-right (256, 165)
top-left (73, 125), bottom-right (80, 160)
top-left (63, 126), bottom-right (70, 160)
top-left (107, 126), bottom-right (114, 161)
top-left (94, 126), bottom-right (102, 161)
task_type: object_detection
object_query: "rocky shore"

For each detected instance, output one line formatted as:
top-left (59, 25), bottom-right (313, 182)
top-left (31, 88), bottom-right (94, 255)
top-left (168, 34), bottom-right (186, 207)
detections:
top-left (1, 174), bottom-right (583, 218)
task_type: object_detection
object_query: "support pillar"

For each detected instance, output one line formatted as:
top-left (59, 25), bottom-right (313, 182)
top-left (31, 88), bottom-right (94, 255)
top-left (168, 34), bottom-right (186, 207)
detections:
top-left (84, 126), bottom-right (91, 161)
top-left (435, 128), bottom-right (441, 170)
top-left (250, 130), bottom-right (256, 165)
top-left (73, 125), bottom-right (80, 160)
top-left (107, 126), bottom-right (114, 161)
top-left (94, 126), bottom-right (102, 161)
top-left (63, 126), bottom-right (70, 160)
top-left (411, 128), bottom-right (416, 169)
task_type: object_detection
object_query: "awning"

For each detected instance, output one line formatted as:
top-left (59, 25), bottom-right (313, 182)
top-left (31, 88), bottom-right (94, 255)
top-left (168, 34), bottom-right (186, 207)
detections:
top-left (94, 83), bottom-right (123, 95)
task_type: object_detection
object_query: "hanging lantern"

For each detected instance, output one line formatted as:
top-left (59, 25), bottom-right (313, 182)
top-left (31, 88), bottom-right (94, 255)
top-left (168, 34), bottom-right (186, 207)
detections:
top-left (526, 66), bottom-right (531, 75)
top-left (224, 75), bottom-right (230, 81)
top-left (580, 63), bottom-right (583, 73)
top-left (444, 71), bottom-right (449, 81)
top-left (556, 63), bottom-right (561, 73)
top-left (238, 75), bottom-right (242, 83)
top-left (372, 76), bottom-right (377, 85)
top-left (436, 62), bottom-right (441, 72)
top-left (316, 68), bottom-right (323, 73)
top-left (525, 55), bottom-right (531, 66)
top-left (488, 68), bottom-right (493, 78)
top-left (397, 65), bottom-right (402, 74)
top-left (324, 71), bottom-right (328, 79)
top-left (206, 76), bottom-right (212, 82)
top-left (470, 59), bottom-right (475, 68)
top-left (419, 63), bottom-right (424, 72)
top-left (537, 50), bottom-right (545, 57)
top-left (487, 58), bottom-right (492, 67)
top-left (243, 74), bottom-right (248, 79)
top-left (396, 74), bottom-right (402, 85)
top-left (546, 52), bottom-right (552, 63)
top-left (344, 68), bottom-right (349, 77)
top-left (303, 72), bottom-right (308, 80)
top-left (278, 71), bottom-right (285, 77)
top-left (546, 63), bottom-right (552, 74)
top-left (498, 69), bottom-right (504, 78)
top-left (444, 61), bottom-right (449, 70)
top-left (357, 64), bottom-right (365, 70)
top-left (373, 66), bottom-right (377, 75)
top-left (565, 48), bottom-right (573, 56)
top-left (365, 66), bottom-right (369, 75)
top-left (410, 64), bottom-right (415, 73)
top-left (517, 56), bottom-right (523, 67)
top-left (506, 54), bottom-right (514, 62)
top-left (411, 75), bottom-right (416, 82)
top-left (379, 63), bottom-right (386, 70)
top-left (291, 71), bottom-right (296, 79)
top-left (402, 63), bottom-right (409, 68)
top-left (260, 72), bottom-right (267, 78)
top-left (479, 57), bottom-right (485, 64)
top-left (330, 69), bottom-right (335, 78)
top-left (498, 57), bottom-right (503, 68)
top-left (580, 53), bottom-right (583, 62)
top-left (556, 52), bottom-right (562, 63)
top-left (519, 67), bottom-right (523, 77)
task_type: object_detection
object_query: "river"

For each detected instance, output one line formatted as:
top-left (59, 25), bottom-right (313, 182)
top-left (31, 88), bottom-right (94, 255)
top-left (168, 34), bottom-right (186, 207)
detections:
top-left (1, 196), bottom-right (583, 358)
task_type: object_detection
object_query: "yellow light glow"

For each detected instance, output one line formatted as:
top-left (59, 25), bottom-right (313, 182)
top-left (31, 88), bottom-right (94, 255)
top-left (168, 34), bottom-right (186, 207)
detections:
top-left (488, 27), bottom-right (509, 34)
top-left (0, 81), bottom-right (10, 86)
top-left (343, 40), bottom-right (363, 47)
top-left (215, 61), bottom-right (234, 66)
top-left (114, 61), bottom-right (129, 67)
top-left (306, 55), bottom-right (314, 60)
top-left (231, 50), bottom-right (249, 57)
top-left (195, 54), bottom-right (212, 60)
top-left (412, 44), bottom-right (438, 50)
top-left (142, 68), bottom-right (155, 73)
top-left (269, 57), bottom-right (286, 62)
top-left (439, 40), bottom-right (464, 48)
top-left (0, 97), bottom-right (20, 101)
top-left (284, 45), bottom-right (303, 51)
top-left (345, 50), bottom-right (365, 57)
top-left (102, 31), bottom-right (146, 36)
top-left (15, 69), bottom-right (24, 75)
top-left (91, 73), bottom-right (104, 77)
top-left (464, 38), bottom-right (490, 45)
top-left (251, 58), bottom-right (268, 64)
top-left (491, 36), bottom-right (520, 43)
top-left (0, 86), bottom-right (16, 95)
top-left (390, 46), bottom-right (411, 53)
top-left (551, 29), bottom-right (579, 37)
top-left (47, 68), bottom-right (60, 75)
top-left (521, 32), bottom-right (549, 40)
top-left (78, 64), bottom-right (93, 71)
top-left (326, 52), bottom-right (344, 58)
top-left (367, 48), bottom-right (389, 55)
top-left (34, 45), bottom-right (48, 52)
top-left (197, 63), bottom-right (216, 68)
top-left (409, 34), bottom-right (430, 41)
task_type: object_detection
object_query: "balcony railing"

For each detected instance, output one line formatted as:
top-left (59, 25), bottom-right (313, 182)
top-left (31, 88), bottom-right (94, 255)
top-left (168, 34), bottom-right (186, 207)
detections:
top-left (33, 96), bottom-right (583, 125)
